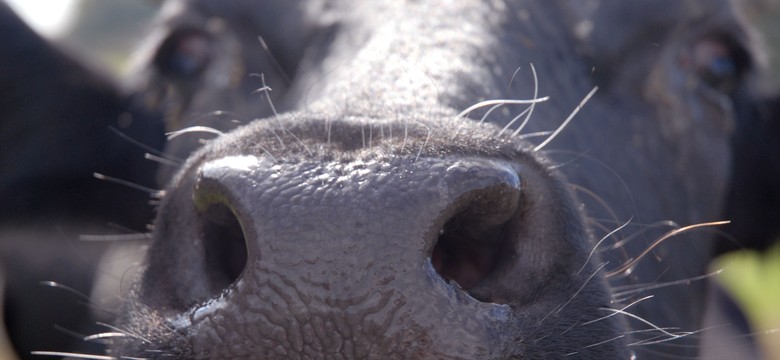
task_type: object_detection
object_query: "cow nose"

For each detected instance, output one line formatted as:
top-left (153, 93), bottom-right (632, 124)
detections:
top-left (189, 154), bottom-right (528, 305)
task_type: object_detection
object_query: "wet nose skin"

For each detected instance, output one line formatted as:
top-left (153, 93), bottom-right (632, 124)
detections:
top-left (193, 156), bottom-right (518, 357)
top-left (125, 117), bottom-right (625, 359)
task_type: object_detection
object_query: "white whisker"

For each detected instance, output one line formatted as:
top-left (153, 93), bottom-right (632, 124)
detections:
top-left (606, 221), bottom-right (730, 278)
top-left (603, 307), bottom-right (692, 339)
top-left (583, 296), bottom-right (654, 327)
top-left (78, 233), bottom-right (152, 242)
top-left (581, 334), bottom-right (627, 350)
top-left (629, 327), bottom-right (707, 347)
top-left (144, 153), bottom-right (181, 167)
top-left (83, 332), bottom-right (128, 341)
top-left (108, 126), bottom-right (173, 161)
top-left (498, 106), bottom-right (532, 136)
top-left (610, 271), bottom-right (721, 301)
top-left (256, 36), bottom-right (293, 85)
top-left (166, 126), bottom-right (224, 140)
top-left (515, 130), bottom-right (552, 140)
top-left (414, 121), bottom-right (431, 162)
top-left (456, 97), bottom-right (549, 120)
top-left (361, 123), bottom-right (366, 149)
top-left (578, 217), bottom-right (633, 275)
top-left (251, 141), bottom-right (278, 163)
top-left (255, 74), bottom-right (313, 156)
top-left (605, 220), bottom-right (679, 251)
top-left (29, 352), bottom-right (116, 360)
top-left (534, 86), bottom-right (598, 152)
top-left (95, 322), bottom-right (152, 343)
top-left (539, 262), bottom-right (608, 326)
top-left (93, 173), bottom-right (161, 196)
top-left (507, 65), bottom-right (523, 90)
top-left (510, 63), bottom-right (540, 136)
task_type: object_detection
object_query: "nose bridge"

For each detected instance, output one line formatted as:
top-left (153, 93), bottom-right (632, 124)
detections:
top-left (297, 2), bottom-right (506, 116)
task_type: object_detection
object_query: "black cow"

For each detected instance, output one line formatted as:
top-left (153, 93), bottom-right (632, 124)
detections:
top-left (96, 0), bottom-right (770, 359)
top-left (7, 0), bottom-right (777, 359)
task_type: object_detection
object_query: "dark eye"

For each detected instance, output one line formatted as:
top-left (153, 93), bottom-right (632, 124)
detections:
top-left (153, 28), bottom-right (212, 80)
top-left (688, 36), bottom-right (750, 93)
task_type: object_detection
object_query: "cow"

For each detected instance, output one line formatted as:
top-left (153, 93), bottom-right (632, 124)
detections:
top-left (98, 0), bottom-right (769, 358)
top-left (7, 0), bottom-right (776, 359)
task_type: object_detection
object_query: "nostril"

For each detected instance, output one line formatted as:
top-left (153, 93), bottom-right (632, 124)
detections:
top-left (190, 156), bottom-right (261, 302)
top-left (431, 183), bottom-right (520, 301)
top-left (198, 201), bottom-right (248, 292)
top-left (432, 216), bottom-right (504, 291)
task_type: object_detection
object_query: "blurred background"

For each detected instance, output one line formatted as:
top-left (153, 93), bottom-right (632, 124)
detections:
top-left (5, 0), bottom-right (160, 76)
top-left (5, 0), bottom-right (780, 358)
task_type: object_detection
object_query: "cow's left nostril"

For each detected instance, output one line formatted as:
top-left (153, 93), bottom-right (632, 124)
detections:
top-left (199, 202), bottom-right (248, 290)
top-left (431, 181), bottom-right (521, 299)
top-left (191, 156), bottom-right (261, 298)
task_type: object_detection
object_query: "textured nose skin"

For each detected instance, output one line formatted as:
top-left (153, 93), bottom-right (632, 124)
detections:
top-left (186, 155), bottom-right (523, 358)
top-left (119, 115), bottom-right (625, 359)
top-left (194, 155), bottom-right (524, 289)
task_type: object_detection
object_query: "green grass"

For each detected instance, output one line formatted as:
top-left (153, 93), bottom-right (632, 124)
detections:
top-left (715, 244), bottom-right (780, 360)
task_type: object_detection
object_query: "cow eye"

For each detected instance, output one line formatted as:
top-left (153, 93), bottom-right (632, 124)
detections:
top-left (688, 36), bottom-right (750, 93)
top-left (153, 28), bottom-right (212, 80)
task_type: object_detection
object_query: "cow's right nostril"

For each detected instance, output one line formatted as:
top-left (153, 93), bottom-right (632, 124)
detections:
top-left (431, 181), bottom-right (521, 301)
